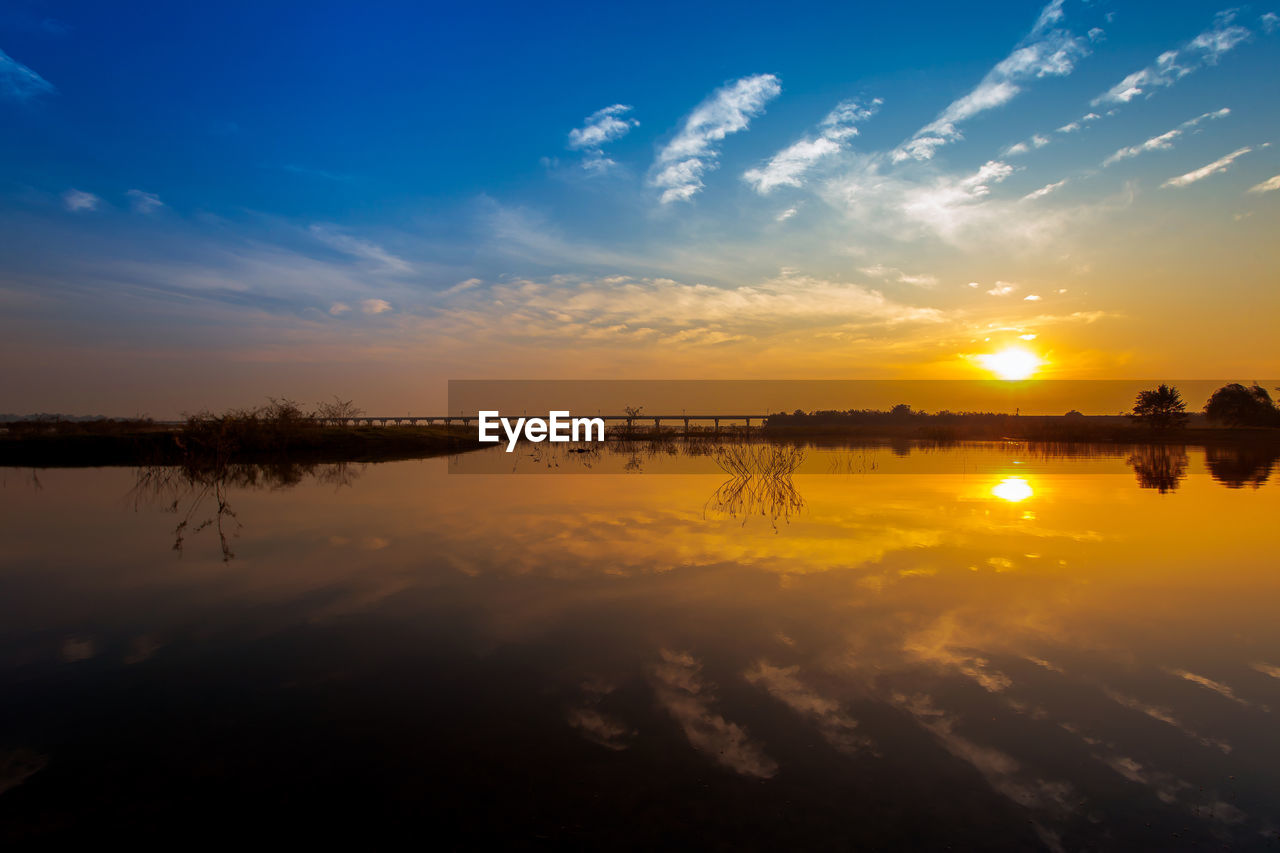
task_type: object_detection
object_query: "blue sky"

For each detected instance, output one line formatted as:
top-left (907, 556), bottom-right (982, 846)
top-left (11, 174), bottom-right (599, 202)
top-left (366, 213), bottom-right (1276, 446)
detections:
top-left (2, 1), bottom-right (1278, 414)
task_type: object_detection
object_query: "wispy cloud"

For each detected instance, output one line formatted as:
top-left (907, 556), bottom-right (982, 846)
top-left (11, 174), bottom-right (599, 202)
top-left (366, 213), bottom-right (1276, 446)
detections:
top-left (1024, 178), bottom-right (1068, 200)
top-left (126, 189), bottom-right (164, 214)
top-left (1103, 108), bottom-right (1230, 166)
top-left (894, 1), bottom-right (1089, 162)
top-left (567, 104), bottom-right (639, 173)
top-left (62, 189), bottom-right (100, 212)
top-left (360, 298), bottom-right (392, 315)
top-left (651, 73), bottom-right (781, 203)
top-left (744, 98), bottom-right (881, 194)
top-left (1003, 134), bottom-right (1050, 157)
top-left (746, 661), bottom-right (871, 755)
top-left (1093, 11), bottom-right (1251, 105)
top-left (651, 649), bottom-right (777, 778)
top-left (1263, 12), bottom-right (1279, 34)
top-left (309, 225), bottom-right (413, 273)
top-left (1161, 146), bottom-right (1252, 188)
top-left (1248, 174), bottom-right (1280, 193)
top-left (859, 264), bottom-right (938, 287)
top-left (1055, 111), bottom-right (1099, 134)
top-left (0, 48), bottom-right (54, 100)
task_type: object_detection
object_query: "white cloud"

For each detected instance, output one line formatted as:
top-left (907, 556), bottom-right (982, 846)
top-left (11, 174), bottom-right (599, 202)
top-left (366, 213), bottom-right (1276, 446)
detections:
top-left (745, 662), bottom-right (871, 755)
top-left (859, 264), bottom-right (938, 287)
top-left (1161, 146), bottom-right (1252, 188)
top-left (651, 73), bottom-right (782, 203)
top-left (775, 206), bottom-right (798, 222)
top-left (1263, 12), bottom-right (1279, 34)
top-left (360, 298), bottom-right (393, 315)
top-left (1248, 174), bottom-right (1280, 193)
top-left (652, 650), bottom-right (777, 778)
top-left (567, 104), bottom-right (638, 172)
top-left (0, 48), bottom-right (54, 100)
top-left (444, 277), bottom-right (482, 294)
top-left (895, 2), bottom-right (1089, 162)
top-left (1003, 133), bottom-right (1051, 157)
top-left (310, 225), bottom-right (412, 273)
top-left (1093, 12), bottom-right (1251, 105)
top-left (329, 302), bottom-right (351, 315)
top-left (62, 189), bottom-right (100, 212)
top-left (1103, 108), bottom-right (1230, 165)
top-left (1024, 294), bottom-right (1041, 301)
top-left (1023, 178), bottom-right (1067, 200)
top-left (743, 98), bottom-right (882, 194)
top-left (126, 189), bottom-right (164, 214)
top-left (988, 282), bottom-right (1018, 296)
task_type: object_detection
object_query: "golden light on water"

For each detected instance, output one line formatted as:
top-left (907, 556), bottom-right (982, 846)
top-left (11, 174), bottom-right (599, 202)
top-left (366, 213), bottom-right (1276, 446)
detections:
top-left (978, 347), bottom-right (1042, 380)
top-left (992, 477), bottom-right (1034, 502)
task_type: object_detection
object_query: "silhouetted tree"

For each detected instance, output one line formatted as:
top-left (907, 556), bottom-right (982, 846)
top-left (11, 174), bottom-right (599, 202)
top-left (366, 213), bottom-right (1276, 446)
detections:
top-left (1203, 383), bottom-right (1278, 427)
top-left (1129, 384), bottom-right (1188, 430)
top-left (1127, 445), bottom-right (1188, 493)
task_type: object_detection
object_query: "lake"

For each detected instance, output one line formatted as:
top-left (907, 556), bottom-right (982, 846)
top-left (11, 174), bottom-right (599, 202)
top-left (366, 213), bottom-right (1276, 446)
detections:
top-left (1, 440), bottom-right (1278, 847)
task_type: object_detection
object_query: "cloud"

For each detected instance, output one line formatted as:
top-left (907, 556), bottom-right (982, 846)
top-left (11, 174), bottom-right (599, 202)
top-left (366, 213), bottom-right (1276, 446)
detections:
top-left (745, 661), bottom-right (871, 755)
top-left (651, 73), bottom-right (782, 203)
top-left (443, 277), bottom-right (482, 294)
top-left (567, 104), bottom-right (638, 172)
top-left (1003, 134), bottom-right (1050, 157)
top-left (894, 2), bottom-right (1089, 162)
top-left (1023, 178), bottom-right (1067, 200)
top-left (1263, 12), bottom-right (1279, 34)
top-left (126, 189), bottom-right (164, 214)
top-left (1248, 175), bottom-right (1280, 193)
top-left (651, 650), bottom-right (777, 778)
top-left (360, 298), bottom-right (393, 315)
top-left (62, 189), bottom-right (100, 212)
top-left (1165, 668), bottom-right (1260, 709)
top-left (1161, 146), bottom-right (1252, 188)
top-left (775, 206), bottom-right (798, 222)
top-left (1103, 108), bottom-right (1230, 166)
top-left (1024, 294), bottom-right (1041, 301)
top-left (310, 225), bottom-right (413, 273)
top-left (1093, 12), bottom-right (1251, 105)
top-left (859, 264), bottom-right (938, 287)
top-left (988, 282), bottom-right (1018, 296)
top-left (329, 302), bottom-right (351, 316)
top-left (0, 48), bottom-right (54, 100)
top-left (744, 98), bottom-right (881, 194)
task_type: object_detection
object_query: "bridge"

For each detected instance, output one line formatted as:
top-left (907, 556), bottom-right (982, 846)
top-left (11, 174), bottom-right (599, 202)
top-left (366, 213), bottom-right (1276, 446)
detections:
top-left (308, 414), bottom-right (772, 431)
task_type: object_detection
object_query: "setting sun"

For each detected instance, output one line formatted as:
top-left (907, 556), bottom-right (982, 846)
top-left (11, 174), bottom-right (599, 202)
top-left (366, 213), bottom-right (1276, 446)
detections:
top-left (979, 347), bottom-right (1043, 380)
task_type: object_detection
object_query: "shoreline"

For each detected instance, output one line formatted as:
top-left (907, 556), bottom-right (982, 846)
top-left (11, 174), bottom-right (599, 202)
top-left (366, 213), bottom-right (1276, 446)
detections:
top-left (2, 418), bottom-right (1277, 468)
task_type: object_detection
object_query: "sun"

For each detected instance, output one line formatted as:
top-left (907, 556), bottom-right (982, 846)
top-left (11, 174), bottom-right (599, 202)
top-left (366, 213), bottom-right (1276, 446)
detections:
top-left (978, 347), bottom-right (1042, 380)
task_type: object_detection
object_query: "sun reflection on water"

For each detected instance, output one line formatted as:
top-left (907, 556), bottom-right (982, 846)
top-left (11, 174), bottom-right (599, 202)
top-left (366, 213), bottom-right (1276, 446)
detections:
top-left (991, 477), bottom-right (1034, 502)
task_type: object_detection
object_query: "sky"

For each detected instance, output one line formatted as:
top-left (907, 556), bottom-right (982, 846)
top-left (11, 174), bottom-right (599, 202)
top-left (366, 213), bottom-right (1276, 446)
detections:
top-left (1, 0), bottom-right (1278, 416)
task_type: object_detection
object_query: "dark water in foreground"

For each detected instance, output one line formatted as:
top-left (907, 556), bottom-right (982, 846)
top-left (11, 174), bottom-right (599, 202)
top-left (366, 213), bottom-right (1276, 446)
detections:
top-left (1, 441), bottom-right (1278, 848)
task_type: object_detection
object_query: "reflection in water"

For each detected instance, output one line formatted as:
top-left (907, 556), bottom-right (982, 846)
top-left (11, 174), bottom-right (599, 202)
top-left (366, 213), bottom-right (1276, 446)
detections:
top-left (1, 441), bottom-right (1279, 846)
top-left (705, 444), bottom-right (806, 528)
top-left (991, 477), bottom-right (1034, 502)
top-left (130, 461), bottom-right (364, 560)
top-left (1205, 444), bottom-right (1278, 489)
top-left (1126, 445), bottom-right (1189, 493)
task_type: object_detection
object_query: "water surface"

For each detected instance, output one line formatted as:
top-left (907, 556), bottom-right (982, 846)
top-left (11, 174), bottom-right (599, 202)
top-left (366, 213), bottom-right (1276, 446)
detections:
top-left (1, 442), bottom-right (1278, 848)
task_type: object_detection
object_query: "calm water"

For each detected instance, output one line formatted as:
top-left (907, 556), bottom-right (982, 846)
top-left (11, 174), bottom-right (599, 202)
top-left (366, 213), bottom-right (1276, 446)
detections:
top-left (1, 441), bottom-right (1278, 848)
